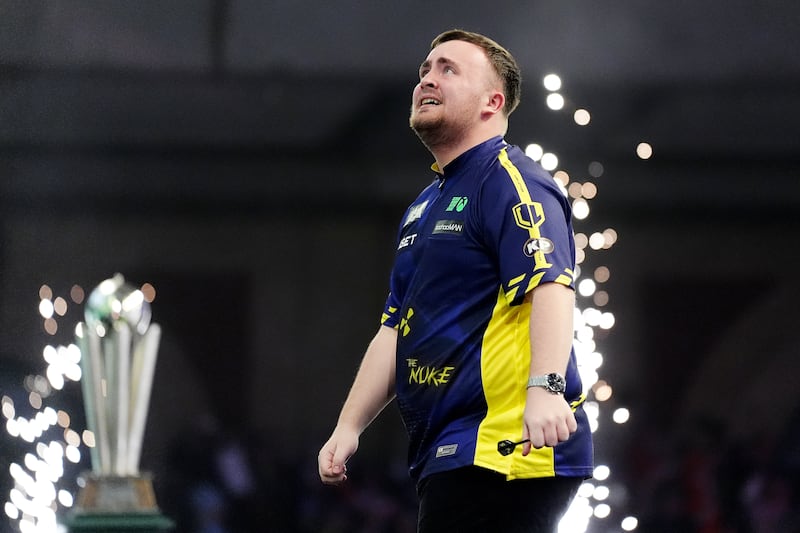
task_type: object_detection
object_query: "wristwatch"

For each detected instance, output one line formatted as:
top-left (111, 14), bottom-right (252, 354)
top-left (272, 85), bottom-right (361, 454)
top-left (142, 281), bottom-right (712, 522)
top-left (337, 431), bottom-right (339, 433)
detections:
top-left (527, 373), bottom-right (566, 394)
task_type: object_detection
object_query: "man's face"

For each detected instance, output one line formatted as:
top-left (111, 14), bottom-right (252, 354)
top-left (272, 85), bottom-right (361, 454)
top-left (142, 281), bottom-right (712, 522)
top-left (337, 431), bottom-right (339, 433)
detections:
top-left (410, 40), bottom-right (497, 149)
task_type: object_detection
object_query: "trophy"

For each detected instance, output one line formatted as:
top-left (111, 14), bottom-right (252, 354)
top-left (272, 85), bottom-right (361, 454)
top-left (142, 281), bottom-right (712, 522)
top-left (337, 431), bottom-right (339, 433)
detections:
top-left (68, 274), bottom-right (173, 531)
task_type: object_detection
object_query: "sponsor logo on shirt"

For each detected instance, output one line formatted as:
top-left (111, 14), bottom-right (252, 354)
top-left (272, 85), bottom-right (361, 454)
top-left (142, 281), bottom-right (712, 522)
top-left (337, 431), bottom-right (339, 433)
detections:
top-left (432, 219), bottom-right (463, 235)
top-left (398, 233), bottom-right (418, 250)
top-left (404, 200), bottom-right (428, 227)
top-left (445, 196), bottom-right (469, 212)
top-left (523, 237), bottom-right (555, 256)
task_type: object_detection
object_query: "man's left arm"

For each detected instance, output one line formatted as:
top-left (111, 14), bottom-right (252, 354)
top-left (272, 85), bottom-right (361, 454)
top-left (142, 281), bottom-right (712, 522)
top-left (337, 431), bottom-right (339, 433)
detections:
top-left (521, 282), bottom-right (578, 455)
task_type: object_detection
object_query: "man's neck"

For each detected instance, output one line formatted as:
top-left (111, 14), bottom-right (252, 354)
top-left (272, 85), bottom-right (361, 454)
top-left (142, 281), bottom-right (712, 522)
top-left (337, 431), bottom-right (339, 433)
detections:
top-left (430, 125), bottom-right (506, 171)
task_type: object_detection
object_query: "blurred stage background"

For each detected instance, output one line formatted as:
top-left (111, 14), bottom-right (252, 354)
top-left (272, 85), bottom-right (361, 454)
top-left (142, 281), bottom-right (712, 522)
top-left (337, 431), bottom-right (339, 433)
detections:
top-left (1, 1), bottom-right (799, 532)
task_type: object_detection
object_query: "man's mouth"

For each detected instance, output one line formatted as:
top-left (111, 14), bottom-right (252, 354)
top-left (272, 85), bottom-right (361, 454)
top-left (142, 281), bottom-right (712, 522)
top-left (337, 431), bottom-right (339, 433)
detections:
top-left (420, 98), bottom-right (441, 106)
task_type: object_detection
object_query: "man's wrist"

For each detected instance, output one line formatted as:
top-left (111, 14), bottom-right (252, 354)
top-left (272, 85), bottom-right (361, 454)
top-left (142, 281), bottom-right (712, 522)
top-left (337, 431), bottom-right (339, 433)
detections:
top-left (527, 373), bottom-right (566, 394)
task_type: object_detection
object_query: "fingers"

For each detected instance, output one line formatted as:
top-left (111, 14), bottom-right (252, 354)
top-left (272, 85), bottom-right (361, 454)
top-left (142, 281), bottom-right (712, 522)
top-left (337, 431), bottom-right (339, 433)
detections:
top-left (523, 411), bottom-right (578, 451)
top-left (318, 433), bottom-right (358, 485)
top-left (318, 444), bottom-right (348, 485)
top-left (319, 453), bottom-right (347, 484)
top-left (521, 428), bottom-right (532, 456)
top-left (524, 423), bottom-right (566, 450)
top-left (567, 413), bottom-right (578, 433)
top-left (332, 445), bottom-right (351, 474)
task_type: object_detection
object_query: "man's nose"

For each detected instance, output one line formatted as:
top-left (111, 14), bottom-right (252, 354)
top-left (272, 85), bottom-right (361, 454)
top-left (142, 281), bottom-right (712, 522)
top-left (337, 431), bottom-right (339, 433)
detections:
top-left (420, 73), bottom-right (437, 88)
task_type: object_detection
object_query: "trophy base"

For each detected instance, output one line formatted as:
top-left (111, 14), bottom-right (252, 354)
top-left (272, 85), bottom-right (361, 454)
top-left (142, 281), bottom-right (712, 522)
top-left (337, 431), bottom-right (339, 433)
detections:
top-left (65, 512), bottom-right (174, 533)
top-left (66, 473), bottom-right (174, 532)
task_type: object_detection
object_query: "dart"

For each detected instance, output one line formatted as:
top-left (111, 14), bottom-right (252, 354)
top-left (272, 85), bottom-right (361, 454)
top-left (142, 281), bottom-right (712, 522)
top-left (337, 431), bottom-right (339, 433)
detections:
top-left (497, 438), bottom-right (530, 456)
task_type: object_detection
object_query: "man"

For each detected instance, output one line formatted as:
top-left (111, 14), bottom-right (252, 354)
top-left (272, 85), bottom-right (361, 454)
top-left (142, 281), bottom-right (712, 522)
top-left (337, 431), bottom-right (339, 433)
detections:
top-left (318, 29), bottom-right (593, 532)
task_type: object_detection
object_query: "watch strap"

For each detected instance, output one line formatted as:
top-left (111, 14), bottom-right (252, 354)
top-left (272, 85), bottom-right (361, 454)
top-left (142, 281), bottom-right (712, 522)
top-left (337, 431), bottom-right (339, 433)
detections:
top-left (527, 373), bottom-right (566, 393)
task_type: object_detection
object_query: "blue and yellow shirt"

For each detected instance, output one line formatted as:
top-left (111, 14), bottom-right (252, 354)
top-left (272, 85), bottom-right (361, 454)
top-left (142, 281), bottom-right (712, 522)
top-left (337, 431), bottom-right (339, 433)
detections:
top-left (381, 136), bottom-right (593, 483)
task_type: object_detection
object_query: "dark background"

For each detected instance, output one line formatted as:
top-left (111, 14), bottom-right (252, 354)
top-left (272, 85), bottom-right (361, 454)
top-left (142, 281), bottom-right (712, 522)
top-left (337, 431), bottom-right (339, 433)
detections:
top-left (1, 2), bottom-right (799, 532)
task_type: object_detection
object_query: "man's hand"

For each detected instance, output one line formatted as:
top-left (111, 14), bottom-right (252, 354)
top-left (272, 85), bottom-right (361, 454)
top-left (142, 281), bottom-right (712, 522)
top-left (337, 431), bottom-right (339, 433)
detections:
top-left (318, 427), bottom-right (359, 485)
top-left (520, 386), bottom-right (577, 455)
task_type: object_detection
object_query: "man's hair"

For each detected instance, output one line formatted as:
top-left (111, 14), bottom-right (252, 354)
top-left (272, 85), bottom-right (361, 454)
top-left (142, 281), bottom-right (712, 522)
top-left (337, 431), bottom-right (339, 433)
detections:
top-left (431, 29), bottom-right (522, 116)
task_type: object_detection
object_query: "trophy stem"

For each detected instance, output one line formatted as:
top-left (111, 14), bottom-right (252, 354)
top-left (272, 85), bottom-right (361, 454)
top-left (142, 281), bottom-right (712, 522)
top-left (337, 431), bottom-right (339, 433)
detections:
top-left (114, 322), bottom-right (131, 476)
top-left (76, 331), bottom-right (100, 474)
top-left (128, 324), bottom-right (160, 474)
top-left (88, 329), bottom-right (112, 475)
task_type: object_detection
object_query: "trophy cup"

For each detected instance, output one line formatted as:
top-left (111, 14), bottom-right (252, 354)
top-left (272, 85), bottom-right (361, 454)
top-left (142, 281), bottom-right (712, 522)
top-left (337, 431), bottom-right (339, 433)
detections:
top-left (67, 274), bottom-right (173, 532)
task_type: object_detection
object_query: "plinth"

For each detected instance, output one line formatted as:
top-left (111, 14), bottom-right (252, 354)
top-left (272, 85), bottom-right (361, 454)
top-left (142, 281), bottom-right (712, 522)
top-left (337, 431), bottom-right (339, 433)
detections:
top-left (66, 475), bottom-right (174, 532)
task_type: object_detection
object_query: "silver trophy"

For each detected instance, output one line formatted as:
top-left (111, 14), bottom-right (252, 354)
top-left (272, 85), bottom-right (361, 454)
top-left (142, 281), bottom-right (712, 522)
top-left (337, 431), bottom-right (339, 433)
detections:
top-left (70, 274), bottom-right (171, 528)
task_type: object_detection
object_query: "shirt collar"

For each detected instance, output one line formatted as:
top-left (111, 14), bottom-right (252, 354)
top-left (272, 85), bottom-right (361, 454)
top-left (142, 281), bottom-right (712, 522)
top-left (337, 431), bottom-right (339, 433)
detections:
top-left (430, 136), bottom-right (507, 176)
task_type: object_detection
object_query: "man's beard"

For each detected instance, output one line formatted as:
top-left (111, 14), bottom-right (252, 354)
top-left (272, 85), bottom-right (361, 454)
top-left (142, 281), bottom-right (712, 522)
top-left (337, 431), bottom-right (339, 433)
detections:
top-left (409, 109), bottom-right (466, 152)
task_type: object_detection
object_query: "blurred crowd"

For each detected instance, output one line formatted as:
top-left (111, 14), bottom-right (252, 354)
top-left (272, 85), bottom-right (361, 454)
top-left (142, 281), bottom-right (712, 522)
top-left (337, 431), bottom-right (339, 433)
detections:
top-left (627, 410), bottom-right (800, 533)
top-left (155, 409), bottom-right (800, 533)
top-left (158, 421), bottom-right (418, 533)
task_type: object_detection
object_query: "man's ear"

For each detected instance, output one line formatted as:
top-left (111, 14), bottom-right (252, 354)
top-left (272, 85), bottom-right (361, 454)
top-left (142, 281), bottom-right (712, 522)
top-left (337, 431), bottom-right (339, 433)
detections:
top-left (483, 90), bottom-right (506, 117)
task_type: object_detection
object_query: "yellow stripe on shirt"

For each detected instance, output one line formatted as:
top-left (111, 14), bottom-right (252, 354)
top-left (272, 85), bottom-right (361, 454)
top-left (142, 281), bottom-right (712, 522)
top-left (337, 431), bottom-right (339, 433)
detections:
top-left (473, 288), bottom-right (557, 479)
top-left (498, 148), bottom-right (553, 298)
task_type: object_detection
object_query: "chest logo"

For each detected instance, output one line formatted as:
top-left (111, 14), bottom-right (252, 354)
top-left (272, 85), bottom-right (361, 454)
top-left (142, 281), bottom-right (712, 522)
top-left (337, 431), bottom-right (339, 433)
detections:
top-left (445, 196), bottom-right (469, 212)
top-left (404, 200), bottom-right (429, 227)
top-left (398, 233), bottom-right (418, 250)
top-left (432, 219), bottom-right (464, 235)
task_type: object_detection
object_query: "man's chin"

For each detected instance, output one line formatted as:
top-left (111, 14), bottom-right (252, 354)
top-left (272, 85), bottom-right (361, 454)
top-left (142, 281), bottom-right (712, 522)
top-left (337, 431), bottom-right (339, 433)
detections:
top-left (410, 117), bottom-right (443, 141)
top-left (410, 114), bottom-right (437, 130)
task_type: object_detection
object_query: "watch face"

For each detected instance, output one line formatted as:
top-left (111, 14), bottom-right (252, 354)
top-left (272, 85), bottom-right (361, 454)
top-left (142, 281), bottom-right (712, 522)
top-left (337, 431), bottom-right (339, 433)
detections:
top-left (547, 373), bottom-right (566, 392)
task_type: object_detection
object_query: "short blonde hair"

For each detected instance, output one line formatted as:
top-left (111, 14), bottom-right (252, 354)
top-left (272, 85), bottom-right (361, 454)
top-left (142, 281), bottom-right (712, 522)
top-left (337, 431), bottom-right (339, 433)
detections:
top-left (431, 29), bottom-right (522, 116)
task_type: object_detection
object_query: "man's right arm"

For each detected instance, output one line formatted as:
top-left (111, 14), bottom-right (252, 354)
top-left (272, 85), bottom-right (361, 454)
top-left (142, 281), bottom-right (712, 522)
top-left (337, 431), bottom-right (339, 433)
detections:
top-left (318, 324), bottom-right (398, 485)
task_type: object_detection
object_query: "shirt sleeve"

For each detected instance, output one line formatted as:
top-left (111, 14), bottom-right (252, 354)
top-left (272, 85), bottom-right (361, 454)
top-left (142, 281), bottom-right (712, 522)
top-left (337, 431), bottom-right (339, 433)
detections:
top-left (381, 290), bottom-right (401, 328)
top-left (479, 152), bottom-right (576, 306)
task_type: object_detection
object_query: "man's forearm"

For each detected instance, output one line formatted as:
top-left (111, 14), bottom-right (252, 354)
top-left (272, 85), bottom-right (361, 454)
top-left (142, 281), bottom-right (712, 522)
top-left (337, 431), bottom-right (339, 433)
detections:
top-left (528, 282), bottom-right (575, 376)
top-left (336, 325), bottom-right (398, 434)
